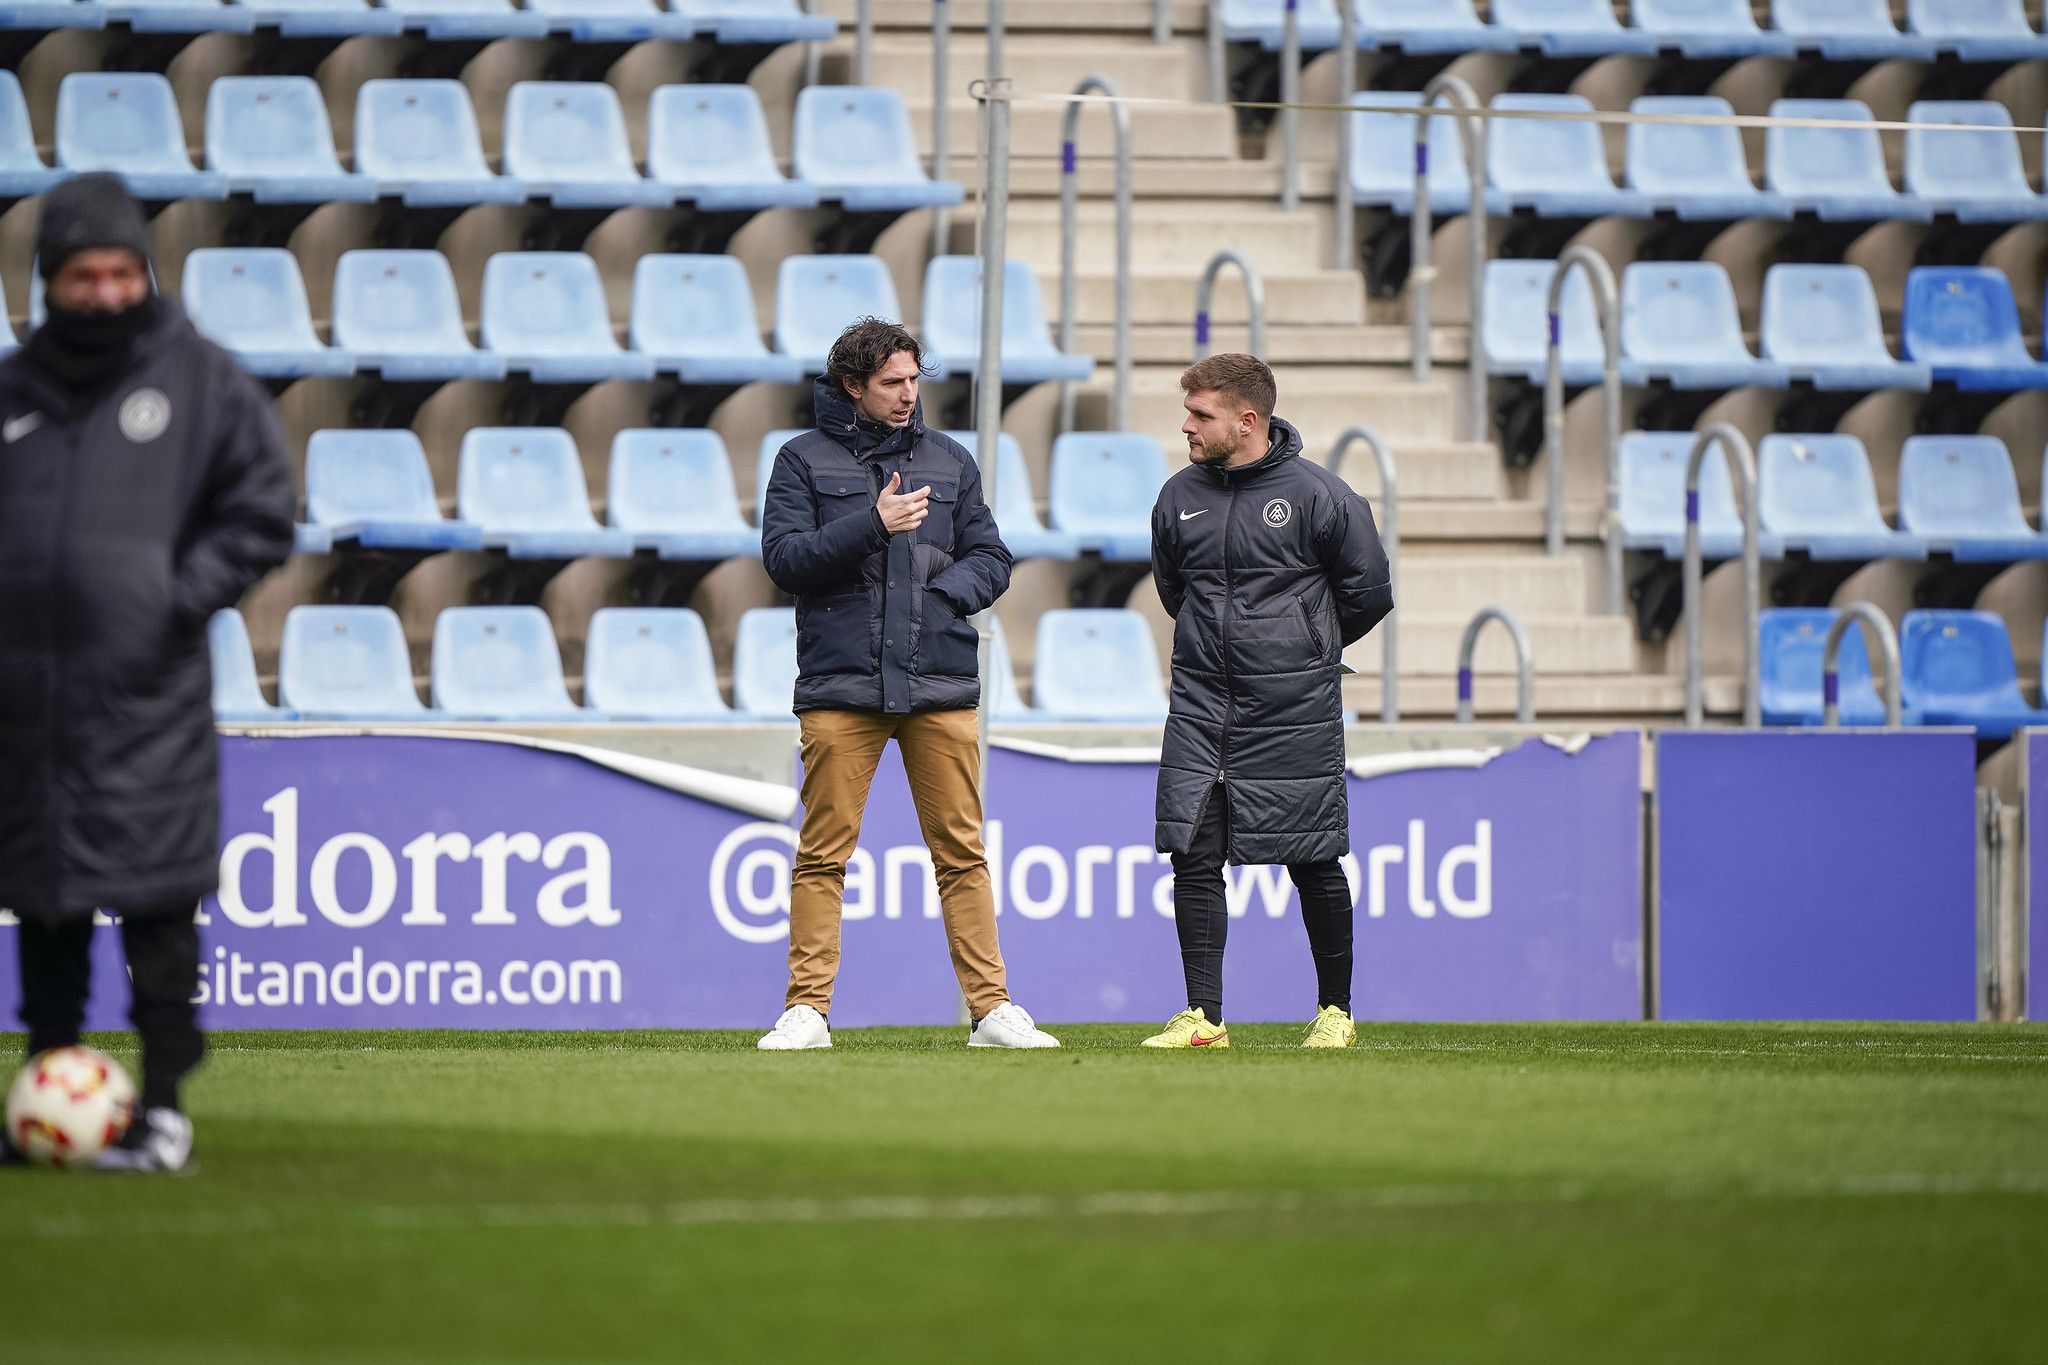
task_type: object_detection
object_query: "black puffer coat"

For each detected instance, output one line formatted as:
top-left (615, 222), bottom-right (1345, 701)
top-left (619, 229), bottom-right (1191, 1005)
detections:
top-left (761, 378), bottom-right (1012, 714)
top-left (0, 302), bottom-right (295, 921)
top-left (1151, 418), bottom-right (1393, 865)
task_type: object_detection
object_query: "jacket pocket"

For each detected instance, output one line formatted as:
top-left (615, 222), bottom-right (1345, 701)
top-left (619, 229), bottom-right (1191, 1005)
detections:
top-left (814, 474), bottom-right (874, 527)
top-left (917, 588), bottom-right (979, 678)
top-left (1296, 594), bottom-right (1328, 657)
top-left (795, 592), bottom-right (872, 677)
top-left (913, 481), bottom-right (958, 552)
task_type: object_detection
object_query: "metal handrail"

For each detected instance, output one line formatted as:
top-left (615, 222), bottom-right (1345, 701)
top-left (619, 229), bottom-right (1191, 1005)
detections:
top-left (1333, 0), bottom-right (1357, 271)
top-left (930, 0), bottom-right (951, 256)
top-left (1058, 74), bottom-right (1133, 435)
top-left (1328, 426), bottom-right (1399, 723)
top-left (1193, 250), bottom-right (1266, 362)
top-left (1280, 0), bottom-right (1301, 212)
top-left (1541, 245), bottom-right (1622, 614)
top-left (986, 0), bottom-right (1003, 80)
top-left (1207, 0), bottom-right (1226, 102)
top-left (854, 0), bottom-right (872, 84)
top-left (1455, 606), bottom-right (1534, 725)
top-left (1154, 0), bottom-right (1171, 43)
top-left (1410, 73), bottom-right (1488, 444)
top-left (1823, 604), bottom-right (1902, 729)
top-left (1682, 424), bottom-right (1762, 729)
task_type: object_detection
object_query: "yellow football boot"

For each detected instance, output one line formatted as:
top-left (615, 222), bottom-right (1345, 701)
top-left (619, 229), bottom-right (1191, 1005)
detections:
top-left (1141, 1008), bottom-right (1229, 1048)
top-left (1300, 1005), bottom-right (1357, 1049)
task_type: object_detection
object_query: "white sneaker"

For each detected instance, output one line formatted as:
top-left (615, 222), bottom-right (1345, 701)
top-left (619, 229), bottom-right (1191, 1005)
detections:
top-left (968, 1002), bottom-right (1061, 1049)
top-left (94, 1107), bottom-right (193, 1174)
top-left (757, 1004), bottom-right (832, 1051)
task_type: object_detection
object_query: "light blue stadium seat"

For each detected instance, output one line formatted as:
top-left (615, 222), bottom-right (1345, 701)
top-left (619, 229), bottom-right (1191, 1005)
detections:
top-left (1757, 608), bottom-right (1905, 727)
top-left (1048, 433), bottom-right (1168, 562)
top-left (210, 609), bottom-right (294, 722)
top-left (607, 428), bottom-right (762, 561)
top-left (105, 0), bottom-right (251, 34)
top-left (1488, 94), bottom-right (1653, 220)
top-left (331, 250), bottom-right (508, 382)
top-left (754, 428), bottom-right (809, 525)
top-left (1491, 0), bottom-right (1658, 55)
top-left (1897, 435), bottom-right (2048, 562)
top-left (0, 2), bottom-right (105, 34)
top-left (645, 84), bottom-right (819, 211)
top-left (55, 73), bottom-right (229, 200)
top-left (1631, 0), bottom-right (1793, 56)
top-left (378, 0), bottom-right (547, 39)
top-left (1, 72), bottom-right (67, 203)
top-left (1625, 96), bottom-right (1791, 221)
top-left (629, 253), bottom-right (799, 384)
top-left (480, 252), bottom-right (654, 385)
top-left (502, 82), bottom-right (672, 210)
top-left (238, 0), bottom-right (404, 38)
top-left (1771, 0), bottom-right (1936, 60)
top-left (182, 248), bottom-right (357, 380)
top-left (1032, 609), bottom-right (1169, 723)
top-left (1904, 101), bottom-right (2048, 223)
top-left (1617, 430), bottom-right (1782, 560)
top-left (0, 276), bottom-right (16, 358)
top-left (732, 605), bottom-right (799, 720)
top-left (922, 256), bottom-right (1092, 385)
top-left (1758, 433), bottom-right (1929, 562)
top-left (774, 254), bottom-right (902, 374)
top-left (1760, 263), bottom-right (1931, 392)
top-left (304, 428), bottom-right (485, 552)
top-left (1900, 610), bottom-right (2048, 739)
top-left (1902, 267), bottom-right (2048, 391)
top-left (354, 80), bottom-right (526, 208)
top-left (984, 616), bottom-right (1036, 720)
top-left (1905, 0), bottom-right (2048, 62)
top-left (670, 0), bottom-right (832, 45)
top-left (431, 606), bottom-right (586, 721)
top-left (1764, 99), bottom-right (1931, 223)
top-left (205, 77), bottom-right (375, 204)
top-left (941, 429), bottom-right (1082, 561)
top-left (457, 427), bottom-right (637, 560)
top-left (1345, 91), bottom-right (1488, 215)
top-left (1218, 0), bottom-right (1341, 50)
top-left (280, 606), bottom-right (432, 720)
top-left (793, 87), bottom-right (963, 213)
top-left (1482, 258), bottom-right (1607, 385)
top-left (1620, 262), bottom-right (1790, 390)
top-left (1355, 0), bottom-right (1521, 52)
top-left (583, 607), bottom-right (730, 720)
top-left (525, 0), bottom-right (692, 42)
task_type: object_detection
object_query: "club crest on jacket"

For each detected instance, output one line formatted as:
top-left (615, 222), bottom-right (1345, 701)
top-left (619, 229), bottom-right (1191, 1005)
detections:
top-left (118, 388), bottom-right (171, 444)
top-left (1263, 498), bottom-right (1291, 529)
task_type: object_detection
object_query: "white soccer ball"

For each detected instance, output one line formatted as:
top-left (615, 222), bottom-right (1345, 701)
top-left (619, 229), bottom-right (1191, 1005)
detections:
top-left (6, 1046), bottom-right (137, 1168)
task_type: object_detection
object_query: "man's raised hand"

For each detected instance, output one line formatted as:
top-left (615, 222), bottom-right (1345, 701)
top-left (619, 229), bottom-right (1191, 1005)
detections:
top-left (876, 470), bottom-right (930, 535)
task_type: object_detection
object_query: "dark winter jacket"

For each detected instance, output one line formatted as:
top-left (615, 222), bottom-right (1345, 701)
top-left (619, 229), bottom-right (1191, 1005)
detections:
top-left (1151, 417), bottom-right (1393, 865)
top-left (0, 301), bottom-right (296, 921)
top-left (761, 377), bottom-right (1012, 714)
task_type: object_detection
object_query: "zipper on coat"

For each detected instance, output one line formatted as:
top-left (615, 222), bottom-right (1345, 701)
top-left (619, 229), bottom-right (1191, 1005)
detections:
top-left (1298, 594), bottom-right (1327, 656)
top-left (1214, 482), bottom-right (1242, 860)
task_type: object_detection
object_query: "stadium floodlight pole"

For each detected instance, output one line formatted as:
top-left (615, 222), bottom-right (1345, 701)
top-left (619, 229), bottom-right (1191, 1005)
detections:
top-left (1057, 75), bottom-right (1132, 436)
top-left (1207, 0), bottom-right (1226, 102)
top-left (1193, 249), bottom-right (1265, 362)
top-left (971, 75), bottom-right (1011, 796)
top-left (1280, 0), bottom-right (1301, 213)
top-left (1681, 424), bottom-right (1761, 729)
top-left (1455, 606), bottom-right (1533, 725)
top-left (1822, 603), bottom-right (1902, 729)
top-left (1410, 73), bottom-right (1487, 445)
top-left (931, 0), bottom-right (951, 256)
top-left (1333, 0), bottom-right (1356, 272)
top-left (1541, 244), bottom-right (1621, 613)
top-left (1327, 426), bottom-right (1398, 723)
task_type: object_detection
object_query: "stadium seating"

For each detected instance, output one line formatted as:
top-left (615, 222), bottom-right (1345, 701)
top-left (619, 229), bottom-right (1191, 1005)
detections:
top-left (524, 0), bottom-right (694, 43)
top-left (1757, 434), bottom-right (1929, 562)
top-left (1624, 97), bottom-right (1791, 221)
top-left (1031, 610), bottom-right (1170, 722)
top-left (331, 250), bottom-right (509, 382)
top-left (775, 254), bottom-right (903, 374)
top-left (181, 248), bottom-right (358, 380)
top-left (921, 257), bottom-right (1093, 385)
top-left (1900, 610), bottom-right (2048, 740)
top-left (1490, 0), bottom-right (1657, 55)
top-left (1903, 102), bottom-right (2048, 224)
top-left (238, 0), bottom-right (404, 39)
top-left (1764, 100), bottom-right (1932, 224)
top-left (353, 80), bottom-right (525, 208)
top-left (1896, 436), bottom-right (2048, 562)
top-left (1482, 259), bottom-right (1607, 386)
top-left (754, 429), bottom-right (810, 525)
top-left (629, 254), bottom-right (800, 385)
top-left (2, 72), bottom-right (67, 204)
top-left (1345, 92), bottom-right (1486, 216)
top-left (280, 605), bottom-right (433, 720)
top-left (105, 0), bottom-right (250, 35)
top-left (941, 431), bottom-right (1082, 562)
top-left (1616, 430), bottom-right (1780, 560)
top-left (209, 609), bottom-right (295, 722)
top-left (1630, 0), bottom-right (1794, 57)
top-left (1217, 0), bottom-right (1342, 51)
top-left (1354, 0), bottom-right (1520, 53)
top-left (479, 253), bottom-right (655, 384)
top-left (378, 0), bottom-right (548, 41)
top-left (502, 82), bottom-right (674, 209)
top-left (430, 606), bottom-right (586, 721)
top-left (0, 1), bottom-right (105, 35)
top-left (1771, 0), bottom-right (1936, 60)
top-left (1048, 433), bottom-right (1169, 562)
top-left (606, 428), bottom-right (763, 561)
top-left (1757, 608), bottom-right (1903, 727)
top-left (731, 606), bottom-right (799, 720)
top-left (204, 76), bottom-right (376, 205)
top-left (55, 73), bottom-right (228, 201)
top-left (792, 87), bottom-right (963, 213)
top-left (1901, 267), bottom-right (2048, 391)
top-left (1759, 264), bottom-right (1932, 392)
top-left (1487, 94), bottom-right (1650, 220)
top-left (1905, 0), bottom-right (2048, 62)
top-left (457, 428), bottom-right (636, 559)
top-left (1619, 263), bottom-right (1790, 390)
top-left (304, 429), bottom-right (485, 552)
top-left (670, 0), bottom-right (832, 45)
top-left (645, 85), bottom-right (820, 211)
top-left (583, 608), bottom-right (731, 720)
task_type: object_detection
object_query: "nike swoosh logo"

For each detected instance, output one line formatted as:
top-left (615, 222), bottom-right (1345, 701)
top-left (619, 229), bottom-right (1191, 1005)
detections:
top-left (3, 412), bottom-right (43, 445)
top-left (1189, 1031), bottom-right (1224, 1046)
top-left (1178, 509), bottom-right (1209, 521)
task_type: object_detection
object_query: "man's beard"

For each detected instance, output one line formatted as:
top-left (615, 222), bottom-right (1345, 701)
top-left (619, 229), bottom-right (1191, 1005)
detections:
top-left (1188, 433), bottom-right (1237, 466)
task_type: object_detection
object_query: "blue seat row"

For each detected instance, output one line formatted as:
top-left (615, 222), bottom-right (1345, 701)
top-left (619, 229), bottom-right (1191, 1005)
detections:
top-left (1760, 608), bottom-right (2048, 738)
top-left (2, 0), bottom-right (831, 40)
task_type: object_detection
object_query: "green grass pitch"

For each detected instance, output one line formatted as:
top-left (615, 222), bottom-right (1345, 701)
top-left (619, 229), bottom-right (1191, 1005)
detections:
top-left (2, 1022), bottom-right (2044, 1363)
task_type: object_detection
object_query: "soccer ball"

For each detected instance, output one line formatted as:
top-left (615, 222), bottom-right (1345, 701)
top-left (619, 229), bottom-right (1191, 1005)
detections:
top-left (6, 1046), bottom-right (137, 1168)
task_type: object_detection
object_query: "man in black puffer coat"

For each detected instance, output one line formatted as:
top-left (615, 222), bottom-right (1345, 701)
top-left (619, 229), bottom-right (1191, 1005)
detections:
top-left (1143, 354), bottom-right (1392, 1051)
top-left (0, 176), bottom-right (296, 1169)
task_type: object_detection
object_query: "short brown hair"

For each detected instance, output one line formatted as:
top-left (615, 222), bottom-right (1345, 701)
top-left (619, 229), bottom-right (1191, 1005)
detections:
top-left (1179, 353), bottom-right (1275, 422)
top-left (825, 317), bottom-right (932, 393)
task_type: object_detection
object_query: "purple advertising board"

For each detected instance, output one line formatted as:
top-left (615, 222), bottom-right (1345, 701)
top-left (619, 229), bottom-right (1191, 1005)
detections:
top-left (0, 730), bottom-right (1644, 1030)
top-left (1656, 731), bottom-right (1979, 1021)
top-left (2026, 731), bottom-right (2047, 1018)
